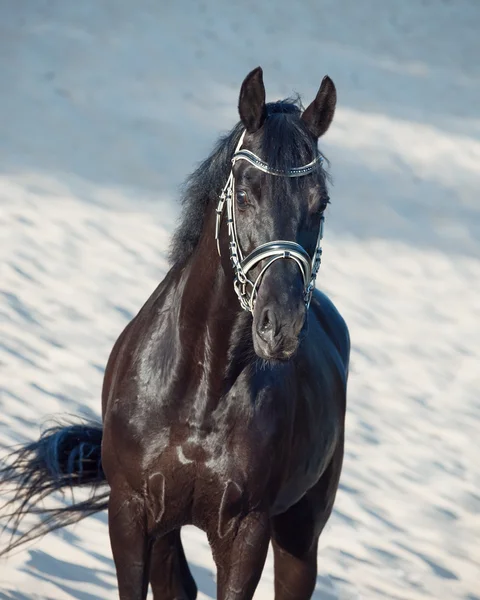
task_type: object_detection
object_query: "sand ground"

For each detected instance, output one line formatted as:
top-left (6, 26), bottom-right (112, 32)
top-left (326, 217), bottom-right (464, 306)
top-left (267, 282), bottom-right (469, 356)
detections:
top-left (1, 1), bottom-right (479, 598)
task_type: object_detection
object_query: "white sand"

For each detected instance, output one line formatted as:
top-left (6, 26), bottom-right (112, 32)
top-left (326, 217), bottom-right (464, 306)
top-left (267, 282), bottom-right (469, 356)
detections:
top-left (1, 1), bottom-right (479, 599)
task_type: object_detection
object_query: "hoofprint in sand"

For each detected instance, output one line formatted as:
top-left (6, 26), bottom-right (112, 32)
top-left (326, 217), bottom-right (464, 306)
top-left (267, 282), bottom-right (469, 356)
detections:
top-left (1, 1), bottom-right (479, 599)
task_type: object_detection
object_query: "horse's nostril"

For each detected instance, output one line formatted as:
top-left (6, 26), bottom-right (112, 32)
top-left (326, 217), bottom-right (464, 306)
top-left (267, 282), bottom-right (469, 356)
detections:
top-left (261, 309), bottom-right (273, 333)
top-left (258, 308), bottom-right (278, 342)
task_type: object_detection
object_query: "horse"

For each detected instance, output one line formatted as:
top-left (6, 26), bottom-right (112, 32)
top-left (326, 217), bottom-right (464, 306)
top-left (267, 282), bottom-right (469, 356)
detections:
top-left (0, 67), bottom-right (350, 600)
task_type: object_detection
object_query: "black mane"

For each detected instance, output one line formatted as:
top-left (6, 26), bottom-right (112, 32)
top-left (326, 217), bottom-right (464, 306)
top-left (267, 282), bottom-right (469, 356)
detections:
top-left (169, 98), bottom-right (326, 266)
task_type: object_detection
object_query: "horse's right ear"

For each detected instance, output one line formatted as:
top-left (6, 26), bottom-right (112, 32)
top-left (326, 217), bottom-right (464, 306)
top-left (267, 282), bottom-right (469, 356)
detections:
top-left (238, 67), bottom-right (267, 133)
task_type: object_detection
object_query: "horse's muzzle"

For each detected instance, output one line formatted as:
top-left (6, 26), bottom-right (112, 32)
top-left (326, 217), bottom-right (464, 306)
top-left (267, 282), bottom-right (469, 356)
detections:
top-left (253, 303), bottom-right (307, 361)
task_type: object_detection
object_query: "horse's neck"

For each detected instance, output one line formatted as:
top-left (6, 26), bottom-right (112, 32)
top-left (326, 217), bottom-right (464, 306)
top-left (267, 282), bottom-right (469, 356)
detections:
top-left (175, 203), bottom-right (251, 383)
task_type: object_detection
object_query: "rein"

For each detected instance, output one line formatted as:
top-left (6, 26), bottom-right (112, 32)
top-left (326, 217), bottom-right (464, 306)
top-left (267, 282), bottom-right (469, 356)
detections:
top-left (215, 130), bottom-right (325, 313)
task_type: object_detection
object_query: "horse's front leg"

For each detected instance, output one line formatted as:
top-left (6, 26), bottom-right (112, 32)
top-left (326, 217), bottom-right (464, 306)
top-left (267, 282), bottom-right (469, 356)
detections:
top-left (271, 443), bottom-right (344, 600)
top-left (210, 511), bottom-right (270, 600)
top-left (108, 487), bottom-right (152, 600)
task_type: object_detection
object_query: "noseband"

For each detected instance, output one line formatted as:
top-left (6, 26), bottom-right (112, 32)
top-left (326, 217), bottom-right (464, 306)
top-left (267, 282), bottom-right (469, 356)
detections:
top-left (215, 130), bottom-right (325, 313)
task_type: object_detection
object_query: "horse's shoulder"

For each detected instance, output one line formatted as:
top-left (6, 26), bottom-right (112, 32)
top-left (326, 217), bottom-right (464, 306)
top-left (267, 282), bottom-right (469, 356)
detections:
top-left (310, 289), bottom-right (350, 372)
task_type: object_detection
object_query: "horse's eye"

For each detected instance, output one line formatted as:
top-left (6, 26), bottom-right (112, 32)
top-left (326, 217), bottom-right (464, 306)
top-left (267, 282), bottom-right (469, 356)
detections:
top-left (236, 190), bottom-right (249, 208)
top-left (319, 196), bottom-right (330, 213)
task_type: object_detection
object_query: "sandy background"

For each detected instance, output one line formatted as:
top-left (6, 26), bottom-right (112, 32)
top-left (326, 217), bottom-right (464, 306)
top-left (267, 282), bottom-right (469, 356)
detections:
top-left (1, 1), bottom-right (479, 598)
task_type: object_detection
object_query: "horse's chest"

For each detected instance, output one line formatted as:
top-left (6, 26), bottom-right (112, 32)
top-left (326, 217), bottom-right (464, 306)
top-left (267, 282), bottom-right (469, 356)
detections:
top-left (271, 396), bottom-right (339, 513)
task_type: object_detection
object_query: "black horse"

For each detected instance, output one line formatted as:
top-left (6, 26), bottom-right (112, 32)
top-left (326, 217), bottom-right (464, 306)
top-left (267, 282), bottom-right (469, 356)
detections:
top-left (1, 67), bottom-right (350, 600)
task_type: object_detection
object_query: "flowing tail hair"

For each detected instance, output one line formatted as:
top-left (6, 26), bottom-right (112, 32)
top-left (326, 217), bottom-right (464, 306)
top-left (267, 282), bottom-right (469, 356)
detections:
top-left (0, 421), bottom-right (109, 556)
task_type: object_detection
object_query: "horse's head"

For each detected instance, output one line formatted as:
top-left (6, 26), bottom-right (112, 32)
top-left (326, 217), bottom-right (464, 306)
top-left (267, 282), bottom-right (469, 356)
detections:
top-left (218, 67), bottom-right (336, 362)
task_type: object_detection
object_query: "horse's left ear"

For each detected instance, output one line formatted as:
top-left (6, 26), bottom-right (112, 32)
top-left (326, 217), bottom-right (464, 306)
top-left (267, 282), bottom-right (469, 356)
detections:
top-left (238, 67), bottom-right (267, 133)
top-left (301, 76), bottom-right (337, 138)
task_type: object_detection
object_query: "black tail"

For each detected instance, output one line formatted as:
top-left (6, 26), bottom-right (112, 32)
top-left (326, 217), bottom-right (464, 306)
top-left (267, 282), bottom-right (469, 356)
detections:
top-left (0, 421), bottom-right (109, 556)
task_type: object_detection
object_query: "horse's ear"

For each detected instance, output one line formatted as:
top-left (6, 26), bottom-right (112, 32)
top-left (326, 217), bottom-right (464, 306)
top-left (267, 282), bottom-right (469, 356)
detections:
top-left (238, 67), bottom-right (267, 133)
top-left (301, 76), bottom-right (337, 138)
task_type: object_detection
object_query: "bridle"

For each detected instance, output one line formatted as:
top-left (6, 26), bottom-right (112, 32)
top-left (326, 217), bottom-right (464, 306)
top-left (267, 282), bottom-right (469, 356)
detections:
top-left (215, 130), bottom-right (325, 314)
